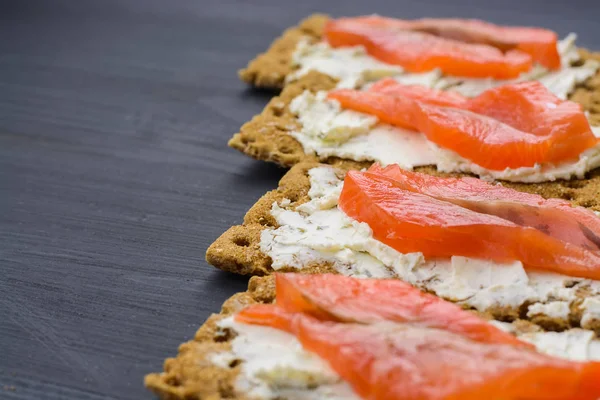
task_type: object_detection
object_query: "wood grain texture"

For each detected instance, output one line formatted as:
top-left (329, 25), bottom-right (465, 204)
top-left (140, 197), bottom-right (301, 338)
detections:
top-left (0, 0), bottom-right (599, 399)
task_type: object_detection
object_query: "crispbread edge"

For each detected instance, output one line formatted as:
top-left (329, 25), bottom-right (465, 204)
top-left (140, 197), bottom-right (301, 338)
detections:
top-left (206, 161), bottom-right (361, 277)
top-left (238, 14), bottom-right (329, 89)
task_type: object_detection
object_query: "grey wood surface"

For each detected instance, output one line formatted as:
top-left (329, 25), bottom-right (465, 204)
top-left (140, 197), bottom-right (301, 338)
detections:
top-left (1, 0), bottom-right (599, 399)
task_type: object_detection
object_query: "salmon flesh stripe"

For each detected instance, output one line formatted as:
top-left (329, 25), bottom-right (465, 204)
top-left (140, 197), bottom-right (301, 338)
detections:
top-left (370, 163), bottom-right (600, 251)
top-left (274, 273), bottom-right (530, 347)
top-left (339, 170), bottom-right (600, 280)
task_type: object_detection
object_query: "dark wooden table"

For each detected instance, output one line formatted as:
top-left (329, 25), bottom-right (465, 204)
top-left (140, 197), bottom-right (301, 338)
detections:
top-left (1, 0), bottom-right (599, 399)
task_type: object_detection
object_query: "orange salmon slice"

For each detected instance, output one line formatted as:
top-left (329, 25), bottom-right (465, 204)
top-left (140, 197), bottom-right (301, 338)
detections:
top-left (274, 273), bottom-right (530, 347)
top-left (328, 80), bottom-right (598, 170)
top-left (237, 304), bottom-right (600, 400)
top-left (371, 164), bottom-right (600, 251)
top-left (345, 16), bottom-right (560, 70)
top-left (339, 170), bottom-right (600, 280)
top-left (325, 17), bottom-right (533, 79)
top-left (368, 78), bottom-right (468, 107)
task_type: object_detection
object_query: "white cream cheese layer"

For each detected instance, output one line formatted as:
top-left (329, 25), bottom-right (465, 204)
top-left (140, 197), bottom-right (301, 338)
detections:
top-left (289, 91), bottom-right (600, 183)
top-left (288, 40), bottom-right (403, 89)
top-left (212, 316), bottom-right (600, 400)
top-left (523, 329), bottom-right (600, 361)
top-left (260, 167), bottom-right (600, 330)
top-left (213, 316), bottom-right (360, 400)
top-left (490, 321), bottom-right (600, 361)
top-left (289, 35), bottom-right (599, 100)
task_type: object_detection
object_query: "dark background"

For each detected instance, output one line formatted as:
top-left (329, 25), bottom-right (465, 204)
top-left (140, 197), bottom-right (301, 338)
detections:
top-left (1, 0), bottom-right (599, 399)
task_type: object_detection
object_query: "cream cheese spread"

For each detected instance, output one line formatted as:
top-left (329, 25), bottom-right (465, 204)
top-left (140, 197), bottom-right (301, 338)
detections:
top-left (527, 301), bottom-right (571, 320)
top-left (289, 90), bottom-right (600, 183)
top-left (288, 40), bottom-right (403, 89)
top-left (213, 315), bottom-right (600, 400)
top-left (289, 91), bottom-right (440, 169)
top-left (490, 321), bottom-right (600, 361)
top-left (582, 298), bottom-right (600, 328)
top-left (260, 167), bottom-right (600, 329)
top-left (289, 34), bottom-right (599, 100)
top-left (214, 316), bottom-right (360, 400)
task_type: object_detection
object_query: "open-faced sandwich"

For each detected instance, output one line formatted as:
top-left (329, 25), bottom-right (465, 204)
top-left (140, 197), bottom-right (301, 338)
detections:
top-left (146, 273), bottom-right (600, 399)
top-left (207, 162), bottom-right (600, 332)
top-left (239, 14), bottom-right (599, 96)
top-left (231, 15), bottom-right (600, 188)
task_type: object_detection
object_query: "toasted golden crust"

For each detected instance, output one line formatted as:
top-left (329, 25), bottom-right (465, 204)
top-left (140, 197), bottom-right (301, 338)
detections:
top-left (238, 14), bottom-right (328, 89)
top-left (230, 72), bottom-right (336, 167)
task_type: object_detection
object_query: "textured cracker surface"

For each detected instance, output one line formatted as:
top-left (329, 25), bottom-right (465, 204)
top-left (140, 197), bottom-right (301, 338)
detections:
top-left (231, 15), bottom-right (600, 204)
top-left (146, 275), bottom-right (545, 400)
top-left (238, 14), bottom-right (328, 89)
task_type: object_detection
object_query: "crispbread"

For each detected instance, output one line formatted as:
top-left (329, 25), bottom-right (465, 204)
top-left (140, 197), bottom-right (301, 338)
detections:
top-left (231, 15), bottom-right (600, 183)
top-left (145, 274), bottom-right (548, 400)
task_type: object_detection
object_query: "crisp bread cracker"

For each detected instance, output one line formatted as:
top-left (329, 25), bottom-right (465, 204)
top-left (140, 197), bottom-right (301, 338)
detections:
top-left (144, 275), bottom-right (275, 400)
top-left (238, 14), bottom-right (329, 89)
top-left (206, 161), bottom-right (600, 331)
top-left (145, 274), bottom-right (545, 400)
top-left (206, 161), bottom-right (357, 277)
top-left (231, 15), bottom-right (600, 193)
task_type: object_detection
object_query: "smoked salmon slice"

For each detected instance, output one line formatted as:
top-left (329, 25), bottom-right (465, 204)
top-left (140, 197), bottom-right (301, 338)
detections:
top-left (328, 81), bottom-right (598, 169)
top-left (370, 164), bottom-right (600, 251)
top-left (368, 78), bottom-right (468, 108)
top-left (325, 17), bottom-right (533, 79)
top-left (329, 89), bottom-right (418, 130)
top-left (341, 16), bottom-right (560, 70)
top-left (339, 170), bottom-right (600, 280)
top-left (237, 304), bottom-right (600, 400)
top-left (274, 273), bottom-right (530, 347)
